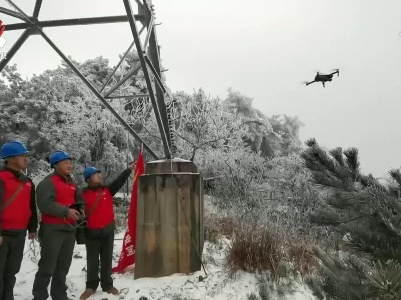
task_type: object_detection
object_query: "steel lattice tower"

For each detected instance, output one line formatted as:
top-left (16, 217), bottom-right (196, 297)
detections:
top-left (0, 0), bottom-right (175, 160)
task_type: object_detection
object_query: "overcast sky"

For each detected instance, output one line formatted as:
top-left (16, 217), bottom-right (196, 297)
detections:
top-left (1, 0), bottom-right (401, 177)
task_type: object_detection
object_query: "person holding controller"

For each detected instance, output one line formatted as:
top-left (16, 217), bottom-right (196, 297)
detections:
top-left (32, 150), bottom-right (86, 300)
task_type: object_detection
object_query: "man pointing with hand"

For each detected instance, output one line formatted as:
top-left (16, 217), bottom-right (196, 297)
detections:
top-left (32, 150), bottom-right (86, 300)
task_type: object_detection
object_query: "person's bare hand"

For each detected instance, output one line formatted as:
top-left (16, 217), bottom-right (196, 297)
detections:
top-left (0, 236), bottom-right (2, 246)
top-left (128, 161), bottom-right (136, 171)
top-left (79, 209), bottom-right (86, 218)
top-left (67, 208), bottom-right (80, 220)
top-left (28, 232), bottom-right (37, 240)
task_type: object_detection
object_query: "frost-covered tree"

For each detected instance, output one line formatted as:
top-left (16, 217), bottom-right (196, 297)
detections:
top-left (171, 89), bottom-right (247, 162)
top-left (224, 88), bottom-right (304, 157)
top-left (0, 53), bottom-right (306, 209)
top-left (0, 57), bottom-right (141, 184)
top-left (302, 138), bottom-right (401, 299)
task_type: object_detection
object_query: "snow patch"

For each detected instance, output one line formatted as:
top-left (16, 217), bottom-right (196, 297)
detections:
top-left (148, 158), bottom-right (192, 163)
top-left (15, 231), bottom-right (315, 299)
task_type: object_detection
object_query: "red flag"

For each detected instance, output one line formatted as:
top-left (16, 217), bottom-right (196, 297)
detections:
top-left (0, 20), bottom-right (5, 37)
top-left (112, 144), bottom-right (145, 273)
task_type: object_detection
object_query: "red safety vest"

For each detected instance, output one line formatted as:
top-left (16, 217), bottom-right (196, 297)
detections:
top-left (0, 170), bottom-right (32, 231)
top-left (41, 174), bottom-right (77, 225)
top-left (82, 187), bottom-right (115, 229)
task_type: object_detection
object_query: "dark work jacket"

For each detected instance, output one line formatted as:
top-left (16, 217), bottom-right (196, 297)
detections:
top-left (0, 167), bottom-right (38, 236)
top-left (36, 172), bottom-right (85, 231)
top-left (82, 168), bottom-right (131, 238)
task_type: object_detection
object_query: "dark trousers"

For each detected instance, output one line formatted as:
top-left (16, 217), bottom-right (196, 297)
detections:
top-left (32, 225), bottom-right (75, 300)
top-left (0, 231), bottom-right (26, 300)
top-left (85, 230), bottom-right (114, 291)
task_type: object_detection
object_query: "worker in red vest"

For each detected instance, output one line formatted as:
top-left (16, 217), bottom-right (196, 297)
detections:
top-left (0, 141), bottom-right (37, 300)
top-left (32, 150), bottom-right (86, 300)
top-left (79, 162), bottom-right (135, 300)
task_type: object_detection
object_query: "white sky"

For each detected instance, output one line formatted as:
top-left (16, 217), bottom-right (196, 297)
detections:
top-left (1, 0), bottom-right (401, 177)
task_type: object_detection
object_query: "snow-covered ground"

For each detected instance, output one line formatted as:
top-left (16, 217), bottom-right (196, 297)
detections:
top-left (15, 232), bottom-right (315, 300)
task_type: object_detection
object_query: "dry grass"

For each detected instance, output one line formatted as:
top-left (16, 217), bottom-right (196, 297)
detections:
top-left (225, 222), bottom-right (319, 283)
top-left (204, 213), bottom-right (237, 243)
top-left (288, 239), bottom-right (319, 280)
top-left (225, 223), bottom-right (284, 280)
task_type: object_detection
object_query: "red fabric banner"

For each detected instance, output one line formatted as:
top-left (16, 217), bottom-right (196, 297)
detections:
top-left (112, 144), bottom-right (145, 273)
top-left (0, 20), bottom-right (5, 37)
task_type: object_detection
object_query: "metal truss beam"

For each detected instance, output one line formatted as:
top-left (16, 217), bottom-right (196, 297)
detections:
top-left (103, 64), bottom-right (142, 98)
top-left (3, 0), bottom-right (159, 160)
top-left (147, 24), bottom-right (172, 151)
top-left (99, 25), bottom-right (145, 94)
top-left (3, 15), bottom-right (143, 31)
top-left (33, 0), bottom-right (43, 18)
top-left (38, 34), bottom-right (159, 159)
top-left (144, 55), bottom-right (166, 93)
top-left (141, 1), bottom-right (172, 152)
top-left (0, 7), bottom-right (26, 21)
top-left (99, 42), bottom-right (134, 93)
top-left (142, 14), bottom-right (154, 52)
top-left (0, 28), bottom-right (31, 71)
top-left (123, 0), bottom-right (171, 158)
top-left (106, 94), bottom-right (149, 99)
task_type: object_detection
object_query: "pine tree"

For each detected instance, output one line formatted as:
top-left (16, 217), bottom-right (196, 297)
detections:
top-left (301, 138), bottom-right (401, 300)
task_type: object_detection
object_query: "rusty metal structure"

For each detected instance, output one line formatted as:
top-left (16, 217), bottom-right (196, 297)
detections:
top-left (0, 0), bottom-right (175, 160)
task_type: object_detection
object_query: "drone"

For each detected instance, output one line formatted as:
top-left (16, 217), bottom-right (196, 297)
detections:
top-left (304, 69), bottom-right (339, 88)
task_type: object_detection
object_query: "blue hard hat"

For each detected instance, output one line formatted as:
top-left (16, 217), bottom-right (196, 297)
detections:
top-left (49, 150), bottom-right (71, 167)
top-left (1, 141), bottom-right (29, 159)
top-left (83, 167), bottom-right (101, 181)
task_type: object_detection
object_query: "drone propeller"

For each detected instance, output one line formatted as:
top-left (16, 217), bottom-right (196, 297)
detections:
top-left (331, 68), bottom-right (340, 76)
top-left (302, 80), bottom-right (315, 86)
